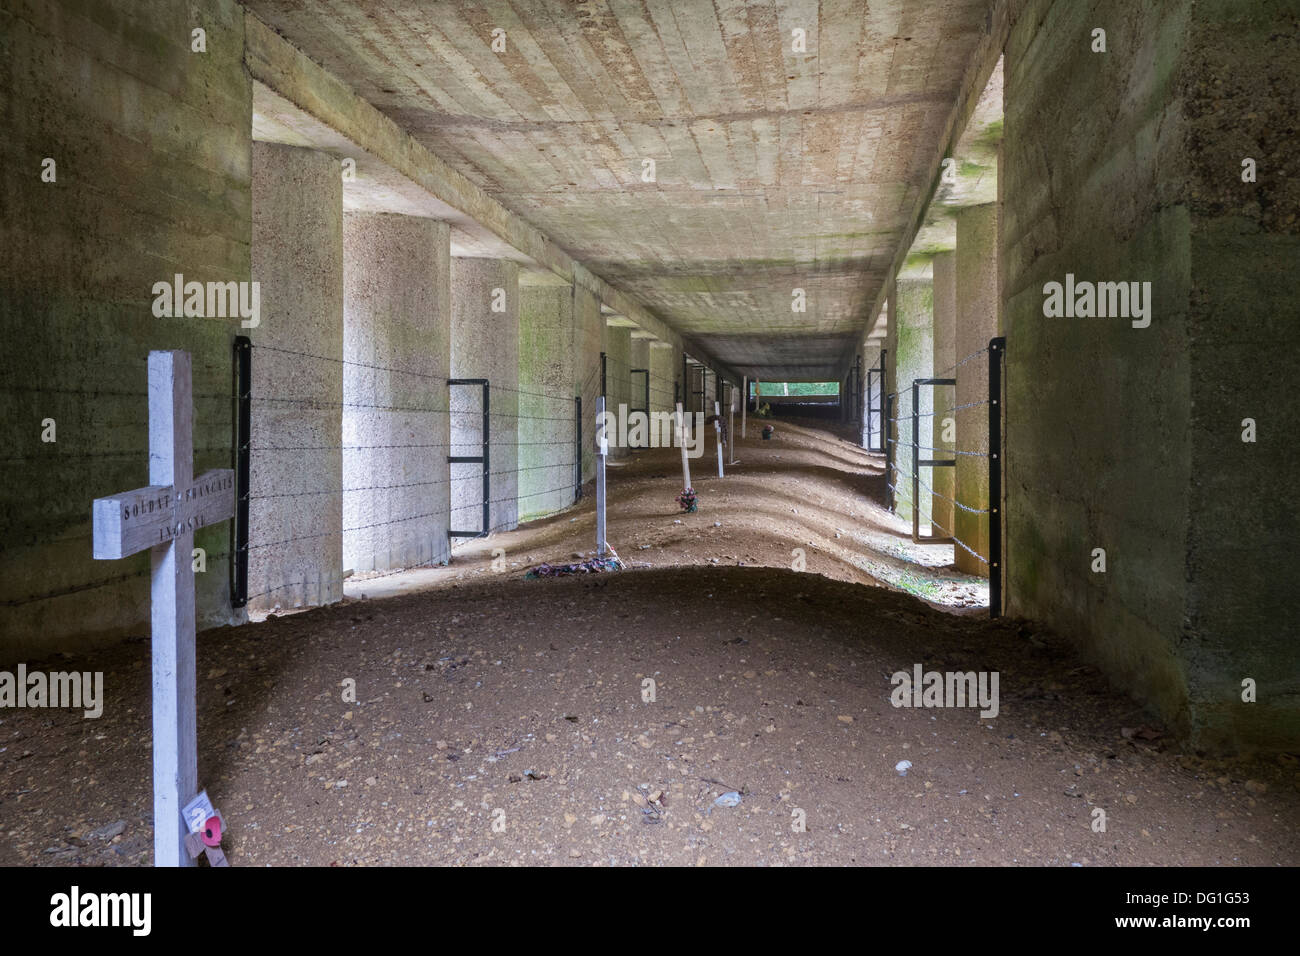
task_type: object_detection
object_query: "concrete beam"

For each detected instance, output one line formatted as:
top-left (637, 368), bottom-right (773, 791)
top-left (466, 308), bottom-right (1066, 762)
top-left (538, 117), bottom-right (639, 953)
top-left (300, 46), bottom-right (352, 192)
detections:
top-left (243, 12), bottom-right (744, 384)
top-left (838, 0), bottom-right (1013, 379)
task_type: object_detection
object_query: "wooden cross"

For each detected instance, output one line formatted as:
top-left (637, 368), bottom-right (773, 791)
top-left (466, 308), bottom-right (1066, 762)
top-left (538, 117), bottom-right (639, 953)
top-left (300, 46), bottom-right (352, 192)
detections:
top-left (92, 351), bottom-right (235, 867)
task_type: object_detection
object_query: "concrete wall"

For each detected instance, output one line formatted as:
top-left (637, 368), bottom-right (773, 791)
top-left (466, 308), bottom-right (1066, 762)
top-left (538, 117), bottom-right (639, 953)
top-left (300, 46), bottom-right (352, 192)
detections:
top-left (954, 203), bottom-right (999, 574)
top-left (0, 0), bottom-right (250, 657)
top-left (892, 277), bottom-right (935, 529)
top-left (1001, 0), bottom-right (1300, 750)
top-left (1179, 0), bottom-right (1300, 751)
top-left (342, 213), bottom-right (451, 571)
top-left (249, 142), bottom-right (344, 611)
top-left (1004, 0), bottom-right (1193, 737)
top-left (519, 285), bottom-right (577, 519)
top-left (450, 257), bottom-right (518, 536)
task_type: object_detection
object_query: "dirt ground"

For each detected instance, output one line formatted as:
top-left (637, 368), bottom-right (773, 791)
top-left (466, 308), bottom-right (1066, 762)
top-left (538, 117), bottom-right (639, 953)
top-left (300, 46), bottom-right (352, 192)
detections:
top-left (2, 417), bottom-right (1297, 866)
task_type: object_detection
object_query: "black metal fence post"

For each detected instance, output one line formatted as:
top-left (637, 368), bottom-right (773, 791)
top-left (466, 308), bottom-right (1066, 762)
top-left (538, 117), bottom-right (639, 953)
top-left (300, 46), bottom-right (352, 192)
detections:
top-left (911, 380), bottom-right (920, 540)
top-left (481, 383), bottom-right (490, 536)
top-left (231, 335), bottom-right (251, 608)
top-left (574, 396), bottom-right (583, 501)
top-left (989, 336), bottom-right (1006, 618)
top-left (855, 355), bottom-right (863, 424)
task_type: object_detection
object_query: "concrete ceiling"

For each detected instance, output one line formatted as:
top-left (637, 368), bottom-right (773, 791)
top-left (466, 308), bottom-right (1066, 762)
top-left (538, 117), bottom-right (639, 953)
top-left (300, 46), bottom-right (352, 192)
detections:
top-left (244, 0), bottom-right (997, 381)
top-left (902, 55), bottom-right (1002, 276)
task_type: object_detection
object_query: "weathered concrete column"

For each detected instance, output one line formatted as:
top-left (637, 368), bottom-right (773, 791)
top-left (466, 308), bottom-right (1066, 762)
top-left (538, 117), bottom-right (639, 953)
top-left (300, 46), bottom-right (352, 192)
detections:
top-left (954, 203), bottom-right (999, 575)
top-left (249, 142), bottom-right (344, 611)
top-left (630, 336), bottom-right (650, 408)
top-left (931, 252), bottom-right (958, 539)
top-left (572, 285), bottom-right (602, 483)
top-left (451, 257), bottom-right (519, 535)
top-left (605, 325), bottom-right (632, 458)
top-left (861, 339), bottom-right (883, 449)
top-left (341, 213), bottom-right (450, 572)
top-left (649, 342), bottom-right (675, 414)
top-left (892, 276), bottom-right (934, 529)
top-left (520, 284), bottom-right (577, 519)
top-left (882, 291), bottom-right (898, 494)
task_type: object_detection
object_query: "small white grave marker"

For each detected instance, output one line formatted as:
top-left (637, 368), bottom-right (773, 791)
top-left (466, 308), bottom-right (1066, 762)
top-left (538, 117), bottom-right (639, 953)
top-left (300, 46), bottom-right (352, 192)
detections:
top-left (91, 351), bottom-right (234, 867)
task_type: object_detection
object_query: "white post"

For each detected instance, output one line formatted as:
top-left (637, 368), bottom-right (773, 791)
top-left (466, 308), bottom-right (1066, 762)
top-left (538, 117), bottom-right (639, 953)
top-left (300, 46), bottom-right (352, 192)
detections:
top-left (728, 387), bottom-right (737, 464)
top-left (741, 376), bottom-right (747, 439)
top-left (714, 400), bottom-right (724, 478)
top-left (675, 402), bottom-right (691, 490)
top-left (595, 395), bottom-right (607, 556)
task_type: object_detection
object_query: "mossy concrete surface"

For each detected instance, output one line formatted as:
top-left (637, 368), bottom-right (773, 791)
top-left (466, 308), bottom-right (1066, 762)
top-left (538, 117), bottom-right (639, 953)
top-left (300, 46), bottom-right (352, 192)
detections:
top-left (1003, 0), bottom-right (1298, 751)
top-left (0, 0), bottom-right (252, 659)
top-left (892, 279), bottom-right (936, 529)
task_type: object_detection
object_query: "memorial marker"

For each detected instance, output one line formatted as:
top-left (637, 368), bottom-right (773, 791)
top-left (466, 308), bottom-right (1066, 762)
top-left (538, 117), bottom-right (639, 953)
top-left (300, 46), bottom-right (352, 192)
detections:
top-left (92, 350), bottom-right (234, 867)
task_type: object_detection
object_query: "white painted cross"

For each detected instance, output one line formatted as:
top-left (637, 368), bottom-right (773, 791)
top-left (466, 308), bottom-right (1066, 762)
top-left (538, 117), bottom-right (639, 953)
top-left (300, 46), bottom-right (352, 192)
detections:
top-left (91, 351), bottom-right (234, 867)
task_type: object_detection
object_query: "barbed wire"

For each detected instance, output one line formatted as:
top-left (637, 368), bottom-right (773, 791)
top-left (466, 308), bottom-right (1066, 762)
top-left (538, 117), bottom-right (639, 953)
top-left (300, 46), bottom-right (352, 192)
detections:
top-left (884, 478), bottom-right (989, 566)
top-left (885, 435), bottom-right (990, 458)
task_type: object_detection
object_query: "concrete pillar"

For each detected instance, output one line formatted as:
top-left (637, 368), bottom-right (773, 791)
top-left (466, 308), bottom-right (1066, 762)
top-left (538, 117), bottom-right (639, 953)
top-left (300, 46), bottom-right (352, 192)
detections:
top-left (572, 285), bottom-right (602, 483)
top-left (649, 342), bottom-right (675, 414)
top-left (630, 337), bottom-right (650, 407)
top-left (629, 336), bottom-right (650, 448)
top-left (861, 339), bottom-right (883, 449)
top-left (341, 213), bottom-right (450, 572)
top-left (450, 257), bottom-right (519, 535)
top-left (954, 203), bottom-right (999, 575)
top-left (882, 291), bottom-right (898, 493)
top-left (605, 325), bottom-right (632, 458)
top-left (520, 284), bottom-right (577, 519)
top-left (249, 142), bottom-right (344, 611)
top-left (892, 276), bottom-right (934, 529)
top-left (702, 368), bottom-right (717, 415)
top-left (931, 251), bottom-right (958, 540)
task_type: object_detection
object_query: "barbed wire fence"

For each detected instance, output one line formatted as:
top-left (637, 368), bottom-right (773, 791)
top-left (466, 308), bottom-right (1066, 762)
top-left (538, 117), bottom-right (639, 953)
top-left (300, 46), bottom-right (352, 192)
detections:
top-left (6, 339), bottom-right (735, 615)
top-left (1, 352), bottom-right (236, 610)
top-left (236, 338), bottom-right (597, 611)
top-left (882, 337), bottom-right (1006, 615)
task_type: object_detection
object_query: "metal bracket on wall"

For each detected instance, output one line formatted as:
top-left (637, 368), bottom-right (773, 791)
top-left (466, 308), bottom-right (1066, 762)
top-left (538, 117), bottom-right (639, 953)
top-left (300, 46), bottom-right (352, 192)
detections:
top-left (989, 336), bottom-right (1006, 619)
top-left (574, 395), bottom-right (583, 501)
top-left (448, 378), bottom-right (490, 539)
top-left (911, 377), bottom-right (957, 544)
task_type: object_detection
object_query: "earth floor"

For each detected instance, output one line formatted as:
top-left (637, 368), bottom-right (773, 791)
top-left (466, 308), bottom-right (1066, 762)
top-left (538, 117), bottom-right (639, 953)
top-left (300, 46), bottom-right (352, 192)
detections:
top-left (3, 418), bottom-right (1296, 866)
